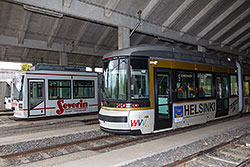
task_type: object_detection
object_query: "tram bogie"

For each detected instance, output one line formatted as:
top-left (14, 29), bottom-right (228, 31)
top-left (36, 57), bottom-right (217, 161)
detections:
top-left (99, 45), bottom-right (250, 134)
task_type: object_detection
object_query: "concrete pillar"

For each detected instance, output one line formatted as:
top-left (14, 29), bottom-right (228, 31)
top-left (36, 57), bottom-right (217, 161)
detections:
top-left (118, 26), bottom-right (130, 50)
top-left (59, 52), bottom-right (68, 65)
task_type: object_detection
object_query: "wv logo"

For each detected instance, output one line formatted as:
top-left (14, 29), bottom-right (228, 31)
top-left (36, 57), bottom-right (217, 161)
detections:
top-left (174, 106), bottom-right (183, 118)
top-left (131, 119), bottom-right (147, 127)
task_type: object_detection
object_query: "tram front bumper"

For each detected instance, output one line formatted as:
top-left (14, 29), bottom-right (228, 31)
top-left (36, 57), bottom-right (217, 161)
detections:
top-left (99, 108), bottom-right (154, 134)
top-left (99, 108), bottom-right (131, 133)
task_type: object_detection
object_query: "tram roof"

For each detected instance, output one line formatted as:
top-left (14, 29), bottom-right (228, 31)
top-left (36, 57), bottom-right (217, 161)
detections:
top-left (103, 45), bottom-right (236, 68)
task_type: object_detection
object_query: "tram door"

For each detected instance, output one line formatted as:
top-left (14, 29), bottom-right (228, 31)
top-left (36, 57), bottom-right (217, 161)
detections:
top-left (154, 69), bottom-right (172, 130)
top-left (215, 75), bottom-right (229, 117)
top-left (28, 79), bottom-right (46, 117)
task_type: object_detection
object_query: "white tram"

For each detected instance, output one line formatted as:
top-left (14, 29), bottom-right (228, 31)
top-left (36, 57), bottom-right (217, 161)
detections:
top-left (4, 79), bottom-right (12, 109)
top-left (12, 64), bottom-right (99, 118)
top-left (99, 45), bottom-right (250, 134)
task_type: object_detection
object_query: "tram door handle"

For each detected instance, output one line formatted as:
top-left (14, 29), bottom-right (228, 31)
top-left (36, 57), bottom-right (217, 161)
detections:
top-left (41, 110), bottom-right (43, 113)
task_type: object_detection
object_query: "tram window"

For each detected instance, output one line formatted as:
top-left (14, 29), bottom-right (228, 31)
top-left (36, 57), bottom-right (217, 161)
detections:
top-left (48, 80), bottom-right (71, 100)
top-left (130, 58), bottom-right (149, 100)
top-left (30, 82), bottom-right (43, 109)
top-left (37, 83), bottom-right (43, 98)
top-left (13, 75), bottom-right (24, 101)
top-left (244, 76), bottom-right (250, 96)
top-left (103, 58), bottom-right (128, 100)
top-left (197, 73), bottom-right (213, 98)
top-left (73, 80), bottom-right (94, 98)
top-left (230, 75), bottom-right (238, 96)
top-left (176, 71), bottom-right (195, 99)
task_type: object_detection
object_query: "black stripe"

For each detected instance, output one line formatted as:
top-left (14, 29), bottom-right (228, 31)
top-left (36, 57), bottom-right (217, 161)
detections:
top-left (99, 114), bottom-right (127, 123)
top-left (100, 127), bottom-right (141, 135)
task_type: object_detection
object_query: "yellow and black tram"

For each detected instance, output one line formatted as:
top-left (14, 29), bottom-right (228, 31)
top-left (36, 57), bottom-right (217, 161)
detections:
top-left (99, 45), bottom-right (249, 134)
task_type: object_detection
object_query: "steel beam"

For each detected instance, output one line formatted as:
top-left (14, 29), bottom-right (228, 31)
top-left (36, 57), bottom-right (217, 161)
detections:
top-left (0, 35), bottom-right (108, 56)
top-left (150, 38), bottom-right (158, 45)
top-left (232, 33), bottom-right (250, 48)
top-left (72, 54), bottom-right (81, 64)
top-left (17, 10), bottom-right (32, 44)
top-left (142, 0), bottom-right (161, 19)
top-left (59, 52), bottom-right (68, 65)
top-left (63, 0), bottom-right (73, 8)
top-left (47, 18), bottom-right (63, 47)
top-left (1, 47), bottom-right (7, 60)
top-left (240, 42), bottom-right (250, 52)
top-left (162, 0), bottom-right (195, 32)
top-left (22, 48), bottom-right (29, 60)
top-left (197, 0), bottom-right (246, 39)
top-left (222, 22), bottom-right (250, 46)
top-left (94, 27), bottom-right (112, 50)
top-left (8, 0), bottom-right (243, 56)
top-left (210, 8), bottom-right (250, 42)
top-left (132, 34), bottom-right (146, 46)
top-left (74, 22), bottom-right (89, 50)
top-left (104, 0), bottom-right (121, 18)
top-left (180, 0), bottom-right (220, 36)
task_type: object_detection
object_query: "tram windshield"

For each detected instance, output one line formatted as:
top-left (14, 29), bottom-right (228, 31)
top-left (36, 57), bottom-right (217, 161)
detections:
top-left (103, 57), bottom-right (128, 100)
top-left (103, 57), bottom-right (149, 101)
top-left (13, 75), bottom-right (24, 100)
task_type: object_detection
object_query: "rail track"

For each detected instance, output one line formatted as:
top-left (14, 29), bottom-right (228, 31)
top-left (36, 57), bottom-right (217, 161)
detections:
top-left (0, 109), bottom-right (13, 117)
top-left (168, 133), bottom-right (250, 167)
top-left (0, 114), bottom-right (99, 138)
top-left (1, 114), bottom-right (247, 167)
top-left (0, 113), bottom-right (249, 167)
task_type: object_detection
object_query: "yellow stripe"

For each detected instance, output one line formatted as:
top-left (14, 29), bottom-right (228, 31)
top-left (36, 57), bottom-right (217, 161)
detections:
top-left (149, 58), bottom-right (236, 73)
top-left (228, 68), bottom-right (237, 74)
top-left (195, 64), bottom-right (212, 71)
top-left (243, 69), bottom-right (250, 75)
top-left (149, 64), bottom-right (155, 108)
top-left (173, 61), bottom-right (195, 71)
top-left (101, 106), bottom-right (153, 111)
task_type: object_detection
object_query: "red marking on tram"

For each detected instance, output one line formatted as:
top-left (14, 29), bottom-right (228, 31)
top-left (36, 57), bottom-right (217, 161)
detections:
top-left (26, 72), bottom-right (97, 77)
top-left (56, 100), bottom-right (88, 115)
top-left (19, 107), bottom-right (56, 111)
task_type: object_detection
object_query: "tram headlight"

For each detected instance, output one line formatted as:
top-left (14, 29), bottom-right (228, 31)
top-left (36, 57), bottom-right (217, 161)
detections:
top-left (116, 103), bottom-right (139, 108)
top-left (122, 104), bottom-right (126, 108)
top-left (134, 103), bottom-right (139, 108)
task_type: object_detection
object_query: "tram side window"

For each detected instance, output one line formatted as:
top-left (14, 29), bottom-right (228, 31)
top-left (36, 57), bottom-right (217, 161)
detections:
top-left (230, 75), bottom-right (238, 96)
top-left (197, 73), bottom-right (213, 98)
top-left (176, 71), bottom-right (195, 99)
top-left (130, 58), bottom-right (149, 100)
top-left (244, 76), bottom-right (250, 96)
top-left (73, 80), bottom-right (94, 98)
top-left (48, 80), bottom-right (71, 100)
